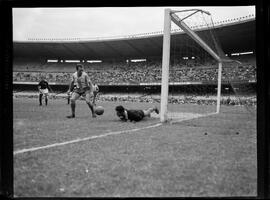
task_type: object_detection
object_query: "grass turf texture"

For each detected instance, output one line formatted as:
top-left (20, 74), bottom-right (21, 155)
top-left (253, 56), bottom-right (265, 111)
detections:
top-left (13, 98), bottom-right (257, 197)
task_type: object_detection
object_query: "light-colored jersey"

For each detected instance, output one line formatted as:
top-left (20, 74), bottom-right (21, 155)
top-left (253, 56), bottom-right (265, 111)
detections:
top-left (93, 84), bottom-right (99, 93)
top-left (71, 71), bottom-right (92, 91)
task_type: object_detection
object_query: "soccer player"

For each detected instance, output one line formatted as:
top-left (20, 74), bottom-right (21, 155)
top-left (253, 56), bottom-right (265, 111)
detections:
top-left (115, 105), bottom-right (159, 122)
top-left (38, 76), bottom-right (53, 106)
top-left (66, 64), bottom-right (96, 118)
top-left (67, 83), bottom-right (96, 105)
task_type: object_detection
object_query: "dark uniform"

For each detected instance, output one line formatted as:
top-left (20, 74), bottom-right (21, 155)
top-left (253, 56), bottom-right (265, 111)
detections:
top-left (127, 110), bottom-right (145, 122)
top-left (38, 80), bottom-right (49, 89)
top-left (116, 105), bottom-right (145, 122)
top-left (38, 79), bottom-right (50, 106)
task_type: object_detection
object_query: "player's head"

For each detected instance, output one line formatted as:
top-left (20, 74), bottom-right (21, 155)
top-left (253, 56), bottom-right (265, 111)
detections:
top-left (115, 105), bottom-right (125, 115)
top-left (76, 64), bottom-right (83, 70)
top-left (115, 105), bottom-right (125, 117)
top-left (76, 64), bottom-right (84, 75)
top-left (115, 105), bottom-right (125, 112)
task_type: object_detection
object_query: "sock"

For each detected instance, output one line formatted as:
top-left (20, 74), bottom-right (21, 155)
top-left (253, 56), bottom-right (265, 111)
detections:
top-left (87, 102), bottom-right (95, 115)
top-left (71, 102), bottom-right (75, 116)
top-left (39, 94), bottom-right (42, 105)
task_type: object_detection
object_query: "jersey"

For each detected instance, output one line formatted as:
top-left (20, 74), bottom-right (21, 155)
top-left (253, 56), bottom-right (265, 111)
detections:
top-left (93, 84), bottom-right (99, 93)
top-left (125, 109), bottom-right (145, 122)
top-left (71, 71), bottom-right (92, 93)
top-left (38, 80), bottom-right (49, 89)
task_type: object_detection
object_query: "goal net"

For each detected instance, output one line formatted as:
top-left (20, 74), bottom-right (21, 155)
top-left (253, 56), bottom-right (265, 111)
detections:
top-left (160, 8), bottom-right (256, 123)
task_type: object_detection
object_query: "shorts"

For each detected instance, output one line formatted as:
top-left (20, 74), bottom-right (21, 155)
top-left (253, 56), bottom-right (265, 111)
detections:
top-left (39, 88), bottom-right (49, 94)
top-left (71, 87), bottom-right (94, 103)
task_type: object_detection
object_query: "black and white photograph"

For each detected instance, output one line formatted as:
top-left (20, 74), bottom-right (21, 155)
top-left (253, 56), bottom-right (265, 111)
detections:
top-left (4, 3), bottom-right (265, 198)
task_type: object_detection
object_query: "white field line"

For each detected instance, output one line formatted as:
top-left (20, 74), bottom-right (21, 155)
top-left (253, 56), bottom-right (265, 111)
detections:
top-left (14, 112), bottom-right (216, 156)
top-left (14, 123), bottom-right (162, 155)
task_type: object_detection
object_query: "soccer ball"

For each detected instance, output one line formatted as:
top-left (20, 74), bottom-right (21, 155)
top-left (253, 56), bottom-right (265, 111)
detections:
top-left (95, 106), bottom-right (104, 115)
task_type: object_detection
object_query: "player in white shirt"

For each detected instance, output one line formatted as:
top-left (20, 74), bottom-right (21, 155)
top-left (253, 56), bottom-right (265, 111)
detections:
top-left (66, 64), bottom-right (96, 118)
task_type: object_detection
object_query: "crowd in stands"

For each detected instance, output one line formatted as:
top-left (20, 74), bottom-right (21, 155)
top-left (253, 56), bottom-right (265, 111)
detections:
top-left (13, 62), bottom-right (256, 85)
top-left (96, 94), bottom-right (256, 106)
top-left (13, 56), bottom-right (256, 107)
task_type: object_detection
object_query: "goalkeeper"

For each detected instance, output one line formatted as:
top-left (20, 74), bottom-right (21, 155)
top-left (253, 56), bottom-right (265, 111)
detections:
top-left (115, 105), bottom-right (159, 122)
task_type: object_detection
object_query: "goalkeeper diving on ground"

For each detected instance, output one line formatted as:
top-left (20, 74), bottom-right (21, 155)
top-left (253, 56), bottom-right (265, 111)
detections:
top-left (115, 105), bottom-right (159, 122)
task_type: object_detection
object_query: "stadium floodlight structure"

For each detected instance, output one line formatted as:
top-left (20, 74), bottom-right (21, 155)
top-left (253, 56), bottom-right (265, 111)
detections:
top-left (160, 8), bottom-right (233, 123)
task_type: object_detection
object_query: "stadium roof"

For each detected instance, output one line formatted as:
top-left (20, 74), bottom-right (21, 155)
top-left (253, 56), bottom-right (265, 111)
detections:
top-left (13, 16), bottom-right (255, 60)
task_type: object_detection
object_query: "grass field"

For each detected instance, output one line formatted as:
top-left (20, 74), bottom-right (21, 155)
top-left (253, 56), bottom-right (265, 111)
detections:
top-left (13, 96), bottom-right (257, 197)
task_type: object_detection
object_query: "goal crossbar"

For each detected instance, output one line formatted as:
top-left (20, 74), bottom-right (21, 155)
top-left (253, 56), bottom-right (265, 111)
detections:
top-left (171, 13), bottom-right (221, 62)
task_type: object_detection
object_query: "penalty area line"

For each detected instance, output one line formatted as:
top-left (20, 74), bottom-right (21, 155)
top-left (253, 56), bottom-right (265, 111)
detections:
top-left (14, 123), bottom-right (162, 155)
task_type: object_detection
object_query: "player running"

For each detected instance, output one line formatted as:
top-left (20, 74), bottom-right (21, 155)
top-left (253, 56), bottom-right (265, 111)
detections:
top-left (66, 64), bottom-right (96, 118)
top-left (115, 105), bottom-right (159, 122)
top-left (38, 76), bottom-right (53, 106)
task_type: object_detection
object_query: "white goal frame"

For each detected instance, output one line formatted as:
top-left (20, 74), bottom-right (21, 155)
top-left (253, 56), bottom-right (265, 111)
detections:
top-left (160, 8), bottom-right (223, 123)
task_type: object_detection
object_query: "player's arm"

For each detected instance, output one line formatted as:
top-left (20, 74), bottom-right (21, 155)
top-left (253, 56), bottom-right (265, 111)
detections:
top-left (92, 84), bottom-right (98, 95)
top-left (120, 116), bottom-right (127, 122)
top-left (47, 82), bottom-right (54, 93)
top-left (37, 82), bottom-right (41, 92)
top-left (120, 111), bottom-right (128, 122)
top-left (85, 74), bottom-right (94, 91)
top-left (95, 84), bottom-right (99, 92)
top-left (68, 75), bottom-right (75, 93)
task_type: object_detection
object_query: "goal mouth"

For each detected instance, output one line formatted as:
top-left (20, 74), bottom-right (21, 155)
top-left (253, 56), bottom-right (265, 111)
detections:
top-left (160, 8), bottom-right (256, 123)
top-left (151, 111), bottom-right (217, 124)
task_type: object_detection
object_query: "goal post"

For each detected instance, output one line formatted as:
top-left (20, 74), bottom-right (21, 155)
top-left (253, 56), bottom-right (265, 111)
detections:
top-left (160, 8), bottom-right (171, 122)
top-left (160, 8), bottom-right (223, 123)
top-left (217, 62), bottom-right (222, 113)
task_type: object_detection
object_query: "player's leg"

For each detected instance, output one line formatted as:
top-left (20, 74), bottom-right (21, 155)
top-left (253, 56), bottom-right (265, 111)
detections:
top-left (92, 91), bottom-right (97, 106)
top-left (67, 96), bottom-right (70, 104)
top-left (67, 92), bottom-right (80, 118)
top-left (45, 94), bottom-right (48, 105)
top-left (67, 91), bottom-right (72, 105)
top-left (143, 106), bottom-right (159, 117)
top-left (85, 91), bottom-right (96, 118)
top-left (39, 93), bottom-right (43, 106)
top-left (44, 89), bottom-right (49, 105)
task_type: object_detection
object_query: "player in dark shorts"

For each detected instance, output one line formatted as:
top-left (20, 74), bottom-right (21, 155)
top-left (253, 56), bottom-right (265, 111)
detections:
top-left (38, 78), bottom-right (53, 106)
top-left (115, 105), bottom-right (159, 122)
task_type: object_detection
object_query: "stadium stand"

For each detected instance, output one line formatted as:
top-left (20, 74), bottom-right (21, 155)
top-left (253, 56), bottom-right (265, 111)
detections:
top-left (13, 56), bottom-right (256, 85)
